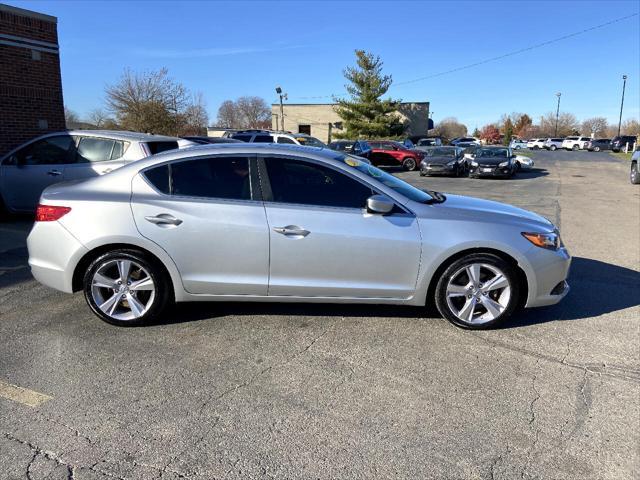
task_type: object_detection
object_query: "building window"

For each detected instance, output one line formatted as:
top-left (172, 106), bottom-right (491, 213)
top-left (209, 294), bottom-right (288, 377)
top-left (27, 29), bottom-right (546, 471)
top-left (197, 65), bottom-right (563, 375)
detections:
top-left (31, 50), bottom-right (41, 61)
top-left (298, 125), bottom-right (311, 135)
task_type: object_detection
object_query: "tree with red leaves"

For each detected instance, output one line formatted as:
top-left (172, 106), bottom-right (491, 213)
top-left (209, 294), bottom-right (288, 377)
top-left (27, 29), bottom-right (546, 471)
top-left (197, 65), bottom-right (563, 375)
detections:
top-left (480, 124), bottom-right (501, 144)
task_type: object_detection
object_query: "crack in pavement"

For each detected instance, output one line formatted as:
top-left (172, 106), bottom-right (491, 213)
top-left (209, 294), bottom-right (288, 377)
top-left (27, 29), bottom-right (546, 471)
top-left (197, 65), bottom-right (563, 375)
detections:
top-left (199, 320), bottom-right (336, 415)
top-left (520, 361), bottom-right (542, 480)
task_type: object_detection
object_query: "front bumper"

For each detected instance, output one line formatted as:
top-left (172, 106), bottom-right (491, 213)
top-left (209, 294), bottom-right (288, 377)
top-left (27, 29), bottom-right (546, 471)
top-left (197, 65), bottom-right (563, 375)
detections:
top-left (420, 163), bottom-right (457, 175)
top-left (525, 246), bottom-right (571, 308)
top-left (469, 165), bottom-right (512, 177)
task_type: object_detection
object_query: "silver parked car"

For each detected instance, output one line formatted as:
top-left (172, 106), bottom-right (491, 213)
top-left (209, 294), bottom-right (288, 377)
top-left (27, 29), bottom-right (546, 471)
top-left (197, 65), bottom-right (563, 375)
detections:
top-left (27, 144), bottom-right (571, 329)
top-left (0, 130), bottom-right (193, 213)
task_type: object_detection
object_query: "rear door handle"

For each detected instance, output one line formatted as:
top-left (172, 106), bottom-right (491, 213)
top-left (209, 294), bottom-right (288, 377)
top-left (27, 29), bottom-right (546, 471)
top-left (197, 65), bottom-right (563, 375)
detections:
top-left (273, 225), bottom-right (310, 237)
top-left (47, 169), bottom-right (62, 176)
top-left (145, 214), bottom-right (183, 226)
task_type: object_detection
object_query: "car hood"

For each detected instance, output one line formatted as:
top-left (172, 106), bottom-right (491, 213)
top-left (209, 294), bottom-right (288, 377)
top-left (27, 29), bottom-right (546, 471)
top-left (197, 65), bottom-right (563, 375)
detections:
top-left (417, 194), bottom-right (554, 231)
top-left (422, 156), bottom-right (457, 165)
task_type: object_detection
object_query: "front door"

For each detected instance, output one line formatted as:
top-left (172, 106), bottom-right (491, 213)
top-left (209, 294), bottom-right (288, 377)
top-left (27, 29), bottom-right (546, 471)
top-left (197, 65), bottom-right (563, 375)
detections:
top-left (260, 156), bottom-right (422, 299)
top-left (0, 135), bottom-right (74, 212)
top-left (131, 155), bottom-right (269, 296)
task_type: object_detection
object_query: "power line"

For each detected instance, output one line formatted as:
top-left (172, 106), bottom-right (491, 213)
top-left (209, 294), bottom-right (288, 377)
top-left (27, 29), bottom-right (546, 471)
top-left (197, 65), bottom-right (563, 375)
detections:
top-left (288, 12), bottom-right (638, 100)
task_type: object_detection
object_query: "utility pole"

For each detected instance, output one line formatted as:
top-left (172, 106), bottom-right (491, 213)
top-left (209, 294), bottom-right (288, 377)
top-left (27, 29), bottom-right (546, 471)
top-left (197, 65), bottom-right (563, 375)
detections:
top-left (275, 86), bottom-right (287, 131)
top-left (617, 75), bottom-right (627, 137)
top-left (327, 122), bottom-right (332, 144)
top-left (554, 92), bottom-right (561, 137)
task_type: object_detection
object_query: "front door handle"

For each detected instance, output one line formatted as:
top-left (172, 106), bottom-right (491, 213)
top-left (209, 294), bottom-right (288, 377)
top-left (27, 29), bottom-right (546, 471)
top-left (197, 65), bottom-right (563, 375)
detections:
top-left (145, 214), bottom-right (183, 226)
top-left (47, 169), bottom-right (62, 176)
top-left (273, 225), bottom-right (310, 237)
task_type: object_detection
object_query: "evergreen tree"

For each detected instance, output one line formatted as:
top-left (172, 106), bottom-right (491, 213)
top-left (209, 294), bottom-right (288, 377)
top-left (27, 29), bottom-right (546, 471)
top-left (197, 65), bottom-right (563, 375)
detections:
top-left (334, 50), bottom-right (405, 138)
top-left (502, 118), bottom-right (514, 145)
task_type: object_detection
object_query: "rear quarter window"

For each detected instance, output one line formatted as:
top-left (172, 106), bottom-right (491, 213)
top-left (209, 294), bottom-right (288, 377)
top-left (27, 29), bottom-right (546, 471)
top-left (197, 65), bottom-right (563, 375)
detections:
top-left (143, 164), bottom-right (170, 194)
top-left (145, 141), bottom-right (179, 155)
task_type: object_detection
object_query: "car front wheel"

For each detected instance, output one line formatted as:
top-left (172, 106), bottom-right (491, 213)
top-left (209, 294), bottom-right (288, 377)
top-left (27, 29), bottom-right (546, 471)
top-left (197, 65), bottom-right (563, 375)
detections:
top-left (631, 162), bottom-right (640, 184)
top-left (435, 253), bottom-right (520, 329)
top-left (402, 157), bottom-right (417, 171)
top-left (594, 146), bottom-right (601, 152)
top-left (83, 249), bottom-right (173, 326)
top-left (550, 145), bottom-right (557, 151)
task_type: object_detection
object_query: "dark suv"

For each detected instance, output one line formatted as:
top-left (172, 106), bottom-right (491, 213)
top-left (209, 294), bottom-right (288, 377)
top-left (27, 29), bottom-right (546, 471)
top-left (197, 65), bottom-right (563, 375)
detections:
top-left (611, 135), bottom-right (637, 153)
top-left (367, 140), bottom-right (425, 171)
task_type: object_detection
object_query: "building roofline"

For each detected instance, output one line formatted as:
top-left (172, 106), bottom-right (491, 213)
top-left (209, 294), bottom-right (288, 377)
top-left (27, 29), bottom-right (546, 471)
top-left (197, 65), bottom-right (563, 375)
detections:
top-left (0, 4), bottom-right (57, 23)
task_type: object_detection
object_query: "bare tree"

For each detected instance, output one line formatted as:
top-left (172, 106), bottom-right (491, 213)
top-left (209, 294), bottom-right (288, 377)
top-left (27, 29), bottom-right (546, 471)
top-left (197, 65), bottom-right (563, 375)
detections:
top-left (179, 92), bottom-right (209, 136)
top-left (621, 118), bottom-right (640, 137)
top-left (87, 108), bottom-right (110, 128)
top-left (105, 68), bottom-right (191, 135)
top-left (539, 112), bottom-right (579, 137)
top-left (216, 100), bottom-right (241, 128)
top-left (215, 96), bottom-right (271, 129)
top-left (581, 117), bottom-right (609, 137)
top-left (64, 107), bottom-right (80, 129)
top-left (433, 117), bottom-right (467, 141)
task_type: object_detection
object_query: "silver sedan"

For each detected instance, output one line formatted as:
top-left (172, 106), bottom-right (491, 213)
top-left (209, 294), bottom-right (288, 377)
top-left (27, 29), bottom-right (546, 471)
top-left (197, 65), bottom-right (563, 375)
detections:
top-left (26, 144), bottom-right (571, 329)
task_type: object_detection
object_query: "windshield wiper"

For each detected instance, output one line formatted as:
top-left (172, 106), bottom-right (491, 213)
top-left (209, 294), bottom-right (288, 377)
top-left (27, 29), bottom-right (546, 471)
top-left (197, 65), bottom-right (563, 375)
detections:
top-left (422, 190), bottom-right (447, 204)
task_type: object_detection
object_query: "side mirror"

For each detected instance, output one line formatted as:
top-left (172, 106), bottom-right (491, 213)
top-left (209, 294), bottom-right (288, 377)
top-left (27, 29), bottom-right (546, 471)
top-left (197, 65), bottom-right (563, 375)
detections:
top-left (366, 195), bottom-right (394, 214)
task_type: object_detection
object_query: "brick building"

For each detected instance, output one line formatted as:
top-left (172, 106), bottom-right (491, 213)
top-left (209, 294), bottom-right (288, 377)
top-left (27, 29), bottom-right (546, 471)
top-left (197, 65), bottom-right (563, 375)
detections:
top-left (0, 4), bottom-right (65, 156)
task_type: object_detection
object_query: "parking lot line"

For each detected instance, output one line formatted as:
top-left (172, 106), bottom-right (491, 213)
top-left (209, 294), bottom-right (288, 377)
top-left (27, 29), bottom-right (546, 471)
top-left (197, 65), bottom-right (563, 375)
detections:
top-left (0, 380), bottom-right (52, 407)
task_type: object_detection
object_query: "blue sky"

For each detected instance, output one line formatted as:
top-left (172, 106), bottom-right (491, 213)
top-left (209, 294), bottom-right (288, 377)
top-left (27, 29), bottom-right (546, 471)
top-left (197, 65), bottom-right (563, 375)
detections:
top-left (10, 0), bottom-right (640, 129)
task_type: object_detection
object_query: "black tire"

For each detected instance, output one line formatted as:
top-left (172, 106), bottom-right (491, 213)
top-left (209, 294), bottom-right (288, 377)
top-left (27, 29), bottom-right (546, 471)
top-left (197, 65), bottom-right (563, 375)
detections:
top-left (419, 171), bottom-right (427, 177)
top-left (533, 146), bottom-right (539, 150)
top-left (434, 253), bottom-right (520, 329)
top-left (83, 249), bottom-right (173, 326)
top-left (572, 144), bottom-right (579, 151)
top-left (594, 146), bottom-right (600, 152)
top-left (550, 145), bottom-right (557, 151)
top-left (402, 157), bottom-right (417, 171)
top-left (631, 162), bottom-right (640, 185)
top-left (612, 148), bottom-right (620, 153)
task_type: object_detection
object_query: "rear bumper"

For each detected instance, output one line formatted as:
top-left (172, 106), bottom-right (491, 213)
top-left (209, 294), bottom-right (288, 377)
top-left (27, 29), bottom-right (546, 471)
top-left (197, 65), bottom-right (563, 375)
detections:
top-left (27, 221), bottom-right (88, 293)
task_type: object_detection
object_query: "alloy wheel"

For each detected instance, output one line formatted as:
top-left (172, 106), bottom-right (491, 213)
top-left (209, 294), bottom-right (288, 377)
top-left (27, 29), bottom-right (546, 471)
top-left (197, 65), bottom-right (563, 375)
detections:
top-left (90, 259), bottom-right (156, 321)
top-left (445, 263), bottom-right (511, 325)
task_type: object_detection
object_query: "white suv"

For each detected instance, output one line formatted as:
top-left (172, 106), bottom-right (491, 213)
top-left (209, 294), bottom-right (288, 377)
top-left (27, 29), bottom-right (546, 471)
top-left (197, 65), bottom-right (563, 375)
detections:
top-left (0, 130), bottom-right (193, 214)
top-left (561, 136), bottom-right (591, 151)
top-left (543, 138), bottom-right (564, 151)
top-left (527, 138), bottom-right (546, 149)
top-left (230, 130), bottom-right (327, 148)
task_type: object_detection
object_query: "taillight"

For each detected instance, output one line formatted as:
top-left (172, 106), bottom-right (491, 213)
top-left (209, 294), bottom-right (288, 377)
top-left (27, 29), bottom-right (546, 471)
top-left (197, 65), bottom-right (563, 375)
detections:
top-left (35, 204), bottom-right (71, 222)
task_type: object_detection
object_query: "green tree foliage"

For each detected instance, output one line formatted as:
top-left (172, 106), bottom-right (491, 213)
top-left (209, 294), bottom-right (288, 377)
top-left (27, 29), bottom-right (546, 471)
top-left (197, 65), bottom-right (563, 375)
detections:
top-left (502, 118), bottom-right (514, 145)
top-left (334, 50), bottom-right (405, 139)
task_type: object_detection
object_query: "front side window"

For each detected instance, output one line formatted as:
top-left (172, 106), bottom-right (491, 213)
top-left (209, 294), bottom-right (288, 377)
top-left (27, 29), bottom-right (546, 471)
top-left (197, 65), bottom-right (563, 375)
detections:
top-left (8, 136), bottom-right (74, 165)
top-left (77, 137), bottom-right (116, 162)
top-left (264, 157), bottom-right (373, 209)
top-left (143, 157), bottom-right (251, 200)
top-left (231, 135), bottom-right (253, 143)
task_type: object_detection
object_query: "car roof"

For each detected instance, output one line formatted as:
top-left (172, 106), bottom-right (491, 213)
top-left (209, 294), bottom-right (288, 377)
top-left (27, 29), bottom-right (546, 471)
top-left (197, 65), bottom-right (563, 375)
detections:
top-left (37, 130), bottom-right (181, 142)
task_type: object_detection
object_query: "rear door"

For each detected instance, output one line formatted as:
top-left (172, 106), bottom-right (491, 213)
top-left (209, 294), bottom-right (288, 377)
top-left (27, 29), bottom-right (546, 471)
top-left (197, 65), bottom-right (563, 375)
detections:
top-left (64, 136), bottom-right (127, 181)
top-left (131, 154), bottom-right (269, 296)
top-left (0, 135), bottom-right (74, 212)
top-left (259, 155), bottom-right (421, 299)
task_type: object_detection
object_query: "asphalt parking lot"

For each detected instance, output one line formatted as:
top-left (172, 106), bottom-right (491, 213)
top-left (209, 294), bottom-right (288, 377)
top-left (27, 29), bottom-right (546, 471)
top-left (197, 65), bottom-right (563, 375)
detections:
top-left (0, 149), bottom-right (638, 480)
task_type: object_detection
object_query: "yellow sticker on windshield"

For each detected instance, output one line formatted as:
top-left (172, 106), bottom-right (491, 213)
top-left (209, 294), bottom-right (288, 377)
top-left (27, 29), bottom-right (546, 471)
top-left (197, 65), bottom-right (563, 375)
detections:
top-left (345, 158), bottom-right (361, 167)
top-left (368, 165), bottom-right (383, 177)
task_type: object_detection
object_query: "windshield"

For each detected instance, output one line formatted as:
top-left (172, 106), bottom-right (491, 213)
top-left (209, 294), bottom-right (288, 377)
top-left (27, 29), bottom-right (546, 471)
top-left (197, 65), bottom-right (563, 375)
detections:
top-left (294, 135), bottom-right (326, 148)
top-left (342, 155), bottom-right (433, 203)
top-left (425, 147), bottom-right (456, 157)
top-left (476, 148), bottom-right (509, 158)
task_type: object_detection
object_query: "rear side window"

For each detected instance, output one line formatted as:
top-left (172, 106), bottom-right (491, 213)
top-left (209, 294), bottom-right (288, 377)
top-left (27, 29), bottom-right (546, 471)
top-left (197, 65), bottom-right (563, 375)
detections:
top-left (264, 157), bottom-right (373, 209)
top-left (277, 136), bottom-right (296, 144)
top-left (253, 135), bottom-right (274, 143)
top-left (76, 137), bottom-right (116, 162)
top-left (145, 141), bottom-right (179, 155)
top-left (144, 157), bottom-right (251, 200)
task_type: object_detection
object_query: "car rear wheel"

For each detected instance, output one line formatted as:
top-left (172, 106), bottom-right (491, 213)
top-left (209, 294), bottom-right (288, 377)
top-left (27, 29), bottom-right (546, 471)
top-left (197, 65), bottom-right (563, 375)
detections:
top-left (572, 144), bottom-right (579, 151)
top-left (402, 157), bottom-right (417, 171)
top-left (550, 145), bottom-right (557, 151)
top-left (83, 249), bottom-right (173, 326)
top-left (435, 253), bottom-right (520, 329)
top-left (631, 162), bottom-right (640, 184)
top-left (594, 146), bottom-right (601, 152)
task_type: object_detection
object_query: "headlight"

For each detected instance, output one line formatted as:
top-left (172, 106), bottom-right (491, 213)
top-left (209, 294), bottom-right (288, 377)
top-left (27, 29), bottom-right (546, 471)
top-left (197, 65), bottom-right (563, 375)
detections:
top-left (499, 161), bottom-right (510, 167)
top-left (522, 232), bottom-right (560, 250)
top-left (470, 161), bottom-right (478, 167)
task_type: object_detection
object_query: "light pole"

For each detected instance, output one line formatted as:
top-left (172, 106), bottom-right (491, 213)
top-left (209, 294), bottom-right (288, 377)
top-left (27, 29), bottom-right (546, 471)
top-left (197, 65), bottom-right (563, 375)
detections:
top-left (554, 92), bottom-right (561, 137)
top-left (275, 86), bottom-right (287, 131)
top-left (617, 75), bottom-right (627, 137)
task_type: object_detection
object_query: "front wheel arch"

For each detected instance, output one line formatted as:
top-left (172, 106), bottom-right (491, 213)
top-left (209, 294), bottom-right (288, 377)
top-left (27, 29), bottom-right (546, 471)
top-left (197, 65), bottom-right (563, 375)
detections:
top-left (425, 247), bottom-right (528, 310)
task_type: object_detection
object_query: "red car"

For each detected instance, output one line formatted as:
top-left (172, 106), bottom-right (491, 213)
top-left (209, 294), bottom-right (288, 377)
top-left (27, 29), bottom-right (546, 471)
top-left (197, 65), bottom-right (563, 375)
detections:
top-left (367, 140), bottom-right (424, 171)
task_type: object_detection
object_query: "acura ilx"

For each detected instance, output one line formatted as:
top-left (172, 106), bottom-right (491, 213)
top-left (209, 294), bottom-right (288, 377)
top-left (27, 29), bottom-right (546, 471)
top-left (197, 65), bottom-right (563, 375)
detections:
top-left (27, 144), bottom-right (570, 329)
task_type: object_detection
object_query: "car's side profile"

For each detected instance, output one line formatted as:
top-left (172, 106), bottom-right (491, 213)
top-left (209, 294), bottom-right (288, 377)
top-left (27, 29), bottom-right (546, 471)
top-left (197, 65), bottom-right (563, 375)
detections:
top-left (561, 136), bottom-right (591, 151)
top-left (0, 130), bottom-right (190, 214)
top-left (585, 138), bottom-right (611, 152)
top-left (367, 140), bottom-right (424, 171)
top-left (543, 138), bottom-right (564, 151)
top-left (27, 144), bottom-right (570, 330)
top-left (527, 138), bottom-right (546, 150)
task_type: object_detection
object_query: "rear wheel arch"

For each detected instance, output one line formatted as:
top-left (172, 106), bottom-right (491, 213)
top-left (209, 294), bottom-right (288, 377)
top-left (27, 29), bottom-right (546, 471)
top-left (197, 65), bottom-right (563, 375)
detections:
top-left (72, 243), bottom-right (175, 298)
top-left (425, 247), bottom-right (528, 309)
